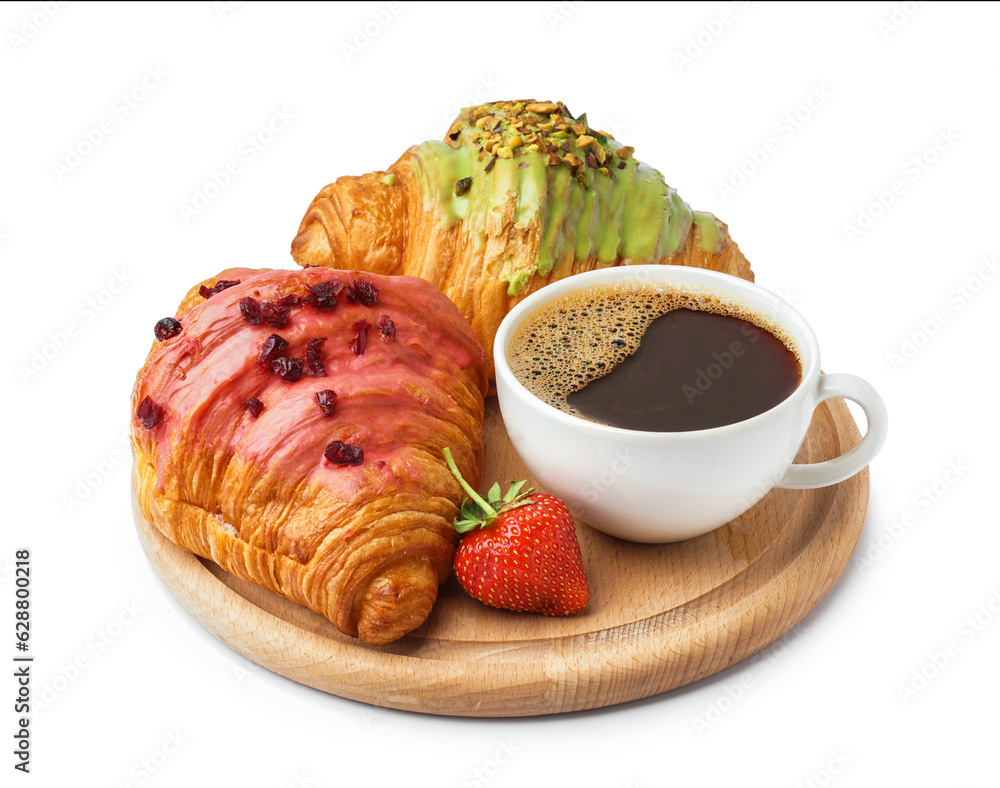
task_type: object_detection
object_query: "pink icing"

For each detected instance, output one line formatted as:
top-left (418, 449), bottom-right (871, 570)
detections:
top-left (133, 268), bottom-right (485, 505)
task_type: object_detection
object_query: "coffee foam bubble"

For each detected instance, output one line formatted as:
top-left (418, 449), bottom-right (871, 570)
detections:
top-left (507, 281), bottom-right (801, 419)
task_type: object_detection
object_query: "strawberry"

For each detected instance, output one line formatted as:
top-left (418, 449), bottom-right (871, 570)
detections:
top-left (442, 448), bottom-right (589, 616)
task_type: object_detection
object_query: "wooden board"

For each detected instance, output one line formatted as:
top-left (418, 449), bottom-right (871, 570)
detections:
top-left (133, 396), bottom-right (868, 717)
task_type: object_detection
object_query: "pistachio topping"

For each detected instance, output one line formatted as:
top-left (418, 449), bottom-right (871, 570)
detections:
top-left (444, 99), bottom-right (635, 177)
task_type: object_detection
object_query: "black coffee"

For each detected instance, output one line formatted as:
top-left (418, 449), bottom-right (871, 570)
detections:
top-left (508, 282), bottom-right (802, 432)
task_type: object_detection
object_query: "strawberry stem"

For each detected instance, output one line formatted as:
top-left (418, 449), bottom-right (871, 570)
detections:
top-left (442, 447), bottom-right (498, 520)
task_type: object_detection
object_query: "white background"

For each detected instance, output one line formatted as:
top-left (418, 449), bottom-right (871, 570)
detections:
top-left (4, 1), bottom-right (999, 786)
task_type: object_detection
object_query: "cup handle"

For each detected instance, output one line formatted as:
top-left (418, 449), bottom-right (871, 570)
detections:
top-left (775, 372), bottom-right (887, 490)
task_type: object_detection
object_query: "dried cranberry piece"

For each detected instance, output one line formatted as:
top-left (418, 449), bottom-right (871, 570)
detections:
top-left (376, 314), bottom-right (396, 342)
top-left (353, 278), bottom-right (379, 306)
top-left (305, 337), bottom-right (328, 377)
top-left (304, 280), bottom-right (343, 311)
top-left (349, 320), bottom-right (370, 356)
top-left (244, 397), bottom-right (264, 418)
top-left (136, 396), bottom-right (164, 430)
top-left (270, 356), bottom-right (304, 382)
top-left (276, 293), bottom-right (305, 309)
top-left (349, 332), bottom-right (367, 356)
top-left (314, 389), bottom-right (337, 416)
top-left (154, 317), bottom-right (182, 341)
top-left (259, 301), bottom-right (291, 328)
top-left (199, 279), bottom-right (241, 299)
top-left (258, 334), bottom-right (289, 368)
top-left (240, 297), bottom-right (262, 325)
top-left (324, 440), bottom-right (363, 466)
top-left (340, 284), bottom-right (357, 303)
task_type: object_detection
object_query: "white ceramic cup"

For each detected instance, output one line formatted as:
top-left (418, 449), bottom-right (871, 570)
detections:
top-left (493, 265), bottom-right (887, 543)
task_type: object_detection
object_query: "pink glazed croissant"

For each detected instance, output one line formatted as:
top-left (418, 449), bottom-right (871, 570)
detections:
top-left (131, 267), bottom-right (487, 644)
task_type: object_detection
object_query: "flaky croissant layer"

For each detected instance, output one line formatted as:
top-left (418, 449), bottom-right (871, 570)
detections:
top-left (132, 267), bottom-right (487, 644)
top-left (292, 100), bottom-right (754, 378)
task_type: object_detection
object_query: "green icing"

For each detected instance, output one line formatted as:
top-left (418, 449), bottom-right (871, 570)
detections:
top-left (661, 187), bottom-right (693, 259)
top-left (504, 270), bottom-right (531, 297)
top-left (692, 210), bottom-right (725, 253)
top-left (381, 173), bottom-right (397, 185)
top-left (411, 101), bottom-right (726, 295)
top-left (412, 140), bottom-right (472, 225)
top-left (535, 166), bottom-right (571, 276)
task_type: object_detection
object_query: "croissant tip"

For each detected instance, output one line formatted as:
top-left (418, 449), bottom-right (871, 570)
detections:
top-left (355, 557), bottom-right (439, 645)
top-left (291, 222), bottom-right (332, 267)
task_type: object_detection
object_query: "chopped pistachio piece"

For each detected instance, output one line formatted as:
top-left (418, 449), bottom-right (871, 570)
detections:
top-left (526, 101), bottom-right (560, 114)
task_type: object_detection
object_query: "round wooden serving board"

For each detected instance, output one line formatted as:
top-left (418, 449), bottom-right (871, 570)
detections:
top-left (133, 396), bottom-right (868, 717)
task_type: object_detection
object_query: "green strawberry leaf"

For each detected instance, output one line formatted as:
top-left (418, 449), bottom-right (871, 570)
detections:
top-left (459, 499), bottom-right (482, 520)
top-left (498, 498), bottom-right (535, 514)
top-left (443, 447), bottom-right (538, 534)
top-left (502, 480), bottom-right (531, 503)
top-left (455, 514), bottom-right (485, 534)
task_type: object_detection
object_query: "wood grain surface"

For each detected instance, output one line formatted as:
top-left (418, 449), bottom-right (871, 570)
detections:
top-left (132, 395), bottom-right (868, 717)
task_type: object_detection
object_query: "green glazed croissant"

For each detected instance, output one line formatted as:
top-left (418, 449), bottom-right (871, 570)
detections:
top-left (291, 100), bottom-right (753, 377)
